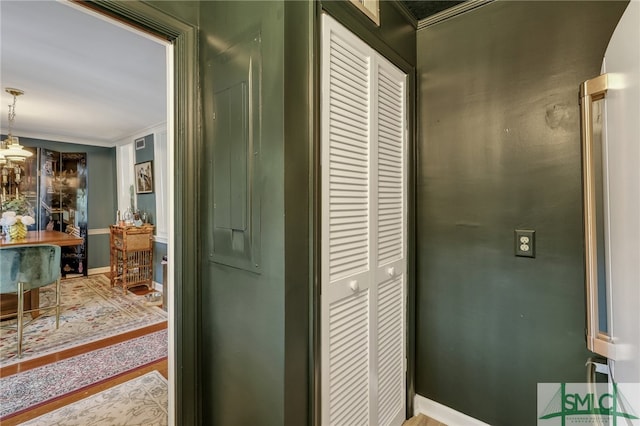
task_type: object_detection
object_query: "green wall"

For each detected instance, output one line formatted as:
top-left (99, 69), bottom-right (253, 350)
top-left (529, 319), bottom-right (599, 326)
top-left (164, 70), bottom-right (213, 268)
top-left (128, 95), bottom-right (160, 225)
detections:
top-left (195, 1), bottom-right (414, 424)
top-left (199, 2), bottom-right (287, 425)
top-left (21, 137), bottom-right (116, 270)
top-left (415, 2), bottom-right (627, 424)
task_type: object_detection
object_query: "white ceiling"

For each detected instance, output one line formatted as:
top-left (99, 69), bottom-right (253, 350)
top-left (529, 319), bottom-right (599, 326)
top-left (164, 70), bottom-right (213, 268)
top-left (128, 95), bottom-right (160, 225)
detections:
top-left (0, 0), bottom-right (167, 147)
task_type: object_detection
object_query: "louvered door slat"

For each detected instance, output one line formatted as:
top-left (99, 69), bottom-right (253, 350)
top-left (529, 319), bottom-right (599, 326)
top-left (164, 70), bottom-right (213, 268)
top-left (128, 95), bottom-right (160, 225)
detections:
top-left (328, 292), bottom-right (369, 426)
top-left (377, 65), bottom-right (404, 267)
top-left (377, 276), bottom-right (405, 426)
top-left (327, 29), bottom-right (370, 284)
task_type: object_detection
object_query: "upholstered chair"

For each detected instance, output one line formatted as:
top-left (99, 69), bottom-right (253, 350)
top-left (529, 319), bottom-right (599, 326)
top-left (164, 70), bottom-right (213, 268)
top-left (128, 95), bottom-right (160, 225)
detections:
top-left (0, 244), bottom-right (61, 357)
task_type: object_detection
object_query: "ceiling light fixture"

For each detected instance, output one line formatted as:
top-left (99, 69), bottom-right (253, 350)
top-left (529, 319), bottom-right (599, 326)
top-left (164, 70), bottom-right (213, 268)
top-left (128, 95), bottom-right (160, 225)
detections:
top-left (1, 88), bottom-right (33, 164)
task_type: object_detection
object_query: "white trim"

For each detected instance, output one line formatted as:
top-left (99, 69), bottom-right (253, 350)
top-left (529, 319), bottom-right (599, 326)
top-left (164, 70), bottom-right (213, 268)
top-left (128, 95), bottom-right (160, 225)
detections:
top-left (154, 128), bottom-right (169, 243)
top-left (165, 40), bottom-right (176, 426)
top-left (414, 394), bottom-right (490, 426)
top-left (153, 235), bottom-right (168, 244)
top-left (88, 266), bottom-right (110, 275)
top-left (153, 281), bottom-right (163, 292)
top-left (87, 228), bottom-right (110, 235)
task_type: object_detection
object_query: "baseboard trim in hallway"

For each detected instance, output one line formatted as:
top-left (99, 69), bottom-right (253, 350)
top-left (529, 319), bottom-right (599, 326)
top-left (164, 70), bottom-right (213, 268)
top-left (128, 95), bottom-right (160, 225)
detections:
top-left (414, 394), bottom-right (491, 426)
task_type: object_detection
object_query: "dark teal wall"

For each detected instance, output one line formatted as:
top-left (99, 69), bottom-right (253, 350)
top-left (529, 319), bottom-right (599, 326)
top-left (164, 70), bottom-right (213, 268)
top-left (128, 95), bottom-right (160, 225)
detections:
top-left (199, 2), bottom-right (287, 425)
top-left (21, 137), bottom-right (116, 269)
top-left (283, 1), bottom-right (314, 424)
top-left (415, 2), bottom-right (627, 424)
top-left (197, 1), bottom-right (415, 424)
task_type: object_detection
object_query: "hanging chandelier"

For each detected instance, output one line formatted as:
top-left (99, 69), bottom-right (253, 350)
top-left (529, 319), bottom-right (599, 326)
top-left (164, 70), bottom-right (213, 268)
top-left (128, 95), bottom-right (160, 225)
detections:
top-left (1, 88), bottom-right (33, 164)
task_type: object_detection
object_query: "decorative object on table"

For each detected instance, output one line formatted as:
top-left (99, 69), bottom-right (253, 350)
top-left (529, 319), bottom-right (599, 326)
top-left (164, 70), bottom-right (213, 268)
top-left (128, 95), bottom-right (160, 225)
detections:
top-left (134, 160), bottom-right (154, 194)
top-left (123, 207), bottom-right (134, 226)
top-left (1, 194), bottom-right (35, 217)
top-left (65, 224), bottom-right (81, 238)
top-left (129, 185), bottom-right (136, 213)
top-left (0, 211), bottom-right (35, 241)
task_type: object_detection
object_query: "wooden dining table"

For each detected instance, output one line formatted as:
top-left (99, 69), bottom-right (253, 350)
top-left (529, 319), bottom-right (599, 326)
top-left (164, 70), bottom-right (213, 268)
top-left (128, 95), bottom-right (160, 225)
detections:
top-left (0, 230), bottom-right (84, 247)
top-left (1, 230), bottom-right (84, 318)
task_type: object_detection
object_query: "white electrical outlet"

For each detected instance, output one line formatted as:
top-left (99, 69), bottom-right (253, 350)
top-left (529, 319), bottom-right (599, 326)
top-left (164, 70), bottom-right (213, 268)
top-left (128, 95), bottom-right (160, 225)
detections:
top-left (515, 230), bottom-right (535, 257)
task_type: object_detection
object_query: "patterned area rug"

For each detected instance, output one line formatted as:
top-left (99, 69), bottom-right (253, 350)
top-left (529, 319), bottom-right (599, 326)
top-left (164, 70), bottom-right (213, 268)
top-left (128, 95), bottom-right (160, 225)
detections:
top-left (19, 370), bottom-right (167, 426)
top-left (0, 329), bottom-right (167, 419)
top-left (0, 275), bottom-right (167, 366)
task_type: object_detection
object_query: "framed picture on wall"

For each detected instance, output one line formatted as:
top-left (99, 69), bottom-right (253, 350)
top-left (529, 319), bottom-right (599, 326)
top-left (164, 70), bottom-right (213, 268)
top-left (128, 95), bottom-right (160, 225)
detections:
top-left (135, 161), bottom-right (154, 194)
top-left (135, 137), bottom-right (146, 150)
top-left (349, 0), bottom-right (380, 25)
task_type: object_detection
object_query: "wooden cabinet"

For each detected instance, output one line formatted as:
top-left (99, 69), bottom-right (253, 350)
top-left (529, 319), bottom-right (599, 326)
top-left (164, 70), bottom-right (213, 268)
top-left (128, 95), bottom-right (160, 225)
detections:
top-left (109, 225), bottom-right (154, 293)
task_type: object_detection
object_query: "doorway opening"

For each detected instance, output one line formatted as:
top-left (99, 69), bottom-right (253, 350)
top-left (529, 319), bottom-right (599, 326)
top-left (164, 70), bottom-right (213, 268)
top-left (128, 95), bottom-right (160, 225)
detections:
top-left (1, 0), bottom-right (199, 423)
top-left (65, 3), bottom-right (180, 423)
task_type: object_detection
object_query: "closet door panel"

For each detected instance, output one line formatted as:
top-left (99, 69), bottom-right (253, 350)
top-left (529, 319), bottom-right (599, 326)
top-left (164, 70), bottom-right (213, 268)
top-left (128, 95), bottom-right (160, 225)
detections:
top-left (374, 59), bottom-right (407, 426)
top-left (321, 14), bottom-right (373, 426)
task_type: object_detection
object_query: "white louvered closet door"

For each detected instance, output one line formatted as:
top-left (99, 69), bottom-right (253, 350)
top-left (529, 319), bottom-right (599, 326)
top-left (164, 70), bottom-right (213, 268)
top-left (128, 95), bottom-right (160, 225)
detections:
top-left (321, 14), bottom-right (407, 426)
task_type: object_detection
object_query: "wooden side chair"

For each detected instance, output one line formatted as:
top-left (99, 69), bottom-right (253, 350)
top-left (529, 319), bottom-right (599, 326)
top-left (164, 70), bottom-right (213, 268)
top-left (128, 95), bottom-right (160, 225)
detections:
top-left (0, 244), bottom-right (62, 357)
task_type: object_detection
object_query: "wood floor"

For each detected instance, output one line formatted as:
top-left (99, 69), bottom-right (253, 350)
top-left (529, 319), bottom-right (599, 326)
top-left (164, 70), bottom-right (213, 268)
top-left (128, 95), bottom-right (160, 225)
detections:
top-left (2, 274), bottom-right (439, 426)
top-left (0, 278), bottom-right (168, 426)
top-left (403, 414), bottom-right (448, 426)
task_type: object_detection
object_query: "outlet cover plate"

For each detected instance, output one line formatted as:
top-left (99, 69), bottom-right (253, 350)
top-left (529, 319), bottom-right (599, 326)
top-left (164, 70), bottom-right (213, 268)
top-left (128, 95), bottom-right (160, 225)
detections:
top-left (515, 229), bottom-right (535, 258)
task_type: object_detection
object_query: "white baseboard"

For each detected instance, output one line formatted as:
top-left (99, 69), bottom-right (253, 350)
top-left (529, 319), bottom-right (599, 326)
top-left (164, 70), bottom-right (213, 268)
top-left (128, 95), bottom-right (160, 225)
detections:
top-left (88, 266), bottom-right (110, 275)
top-left (153, 281), bottom-right (163, 292)
top-left (414, 394), bottom-right (490, 426)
